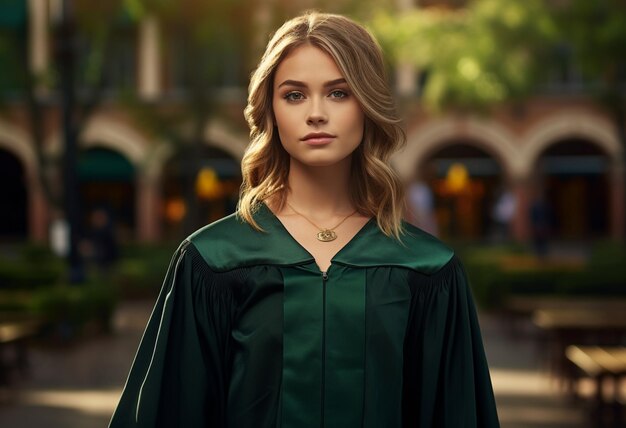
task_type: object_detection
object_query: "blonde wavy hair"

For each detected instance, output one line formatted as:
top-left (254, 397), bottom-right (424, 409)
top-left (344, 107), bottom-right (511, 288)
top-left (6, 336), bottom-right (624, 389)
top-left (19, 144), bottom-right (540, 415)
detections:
top-left (238, 10), bottom-right (407, 239)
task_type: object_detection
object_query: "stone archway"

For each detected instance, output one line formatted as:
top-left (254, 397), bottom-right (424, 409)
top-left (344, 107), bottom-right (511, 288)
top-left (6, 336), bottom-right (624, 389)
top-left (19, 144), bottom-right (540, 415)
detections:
top-left (78, 146), bottom-right (137, 241)
top-left (203, 120), bottom-right (248, 161)
top-left (399, 117), bottom-right (516, 240)
top-left (522, 112), bottom-right (623, 240)
top-left (159, 144), bottom-right (242, 240)
top-left (47, 116), bottom-right (150, 166)
top-left (522, 112), bottom-right (621, 171)
top-left (47, 116), bottom-right (160, 242)
top-left (537, 139), bottom-right (610, 240)
top-left (413, 142), bottom-right (507, 240)
top-left (394, 116), bottom-right (519, 182)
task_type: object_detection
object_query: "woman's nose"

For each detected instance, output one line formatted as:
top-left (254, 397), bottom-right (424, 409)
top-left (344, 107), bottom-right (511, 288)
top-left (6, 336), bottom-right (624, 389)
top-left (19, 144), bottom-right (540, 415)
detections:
top-left (306, 98), bottom-right (328, 125)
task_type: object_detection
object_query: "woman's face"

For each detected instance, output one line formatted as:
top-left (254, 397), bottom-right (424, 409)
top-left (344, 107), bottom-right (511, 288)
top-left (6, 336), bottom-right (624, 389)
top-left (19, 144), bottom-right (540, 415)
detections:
top-left (272, 44), bottom-right (364, 168)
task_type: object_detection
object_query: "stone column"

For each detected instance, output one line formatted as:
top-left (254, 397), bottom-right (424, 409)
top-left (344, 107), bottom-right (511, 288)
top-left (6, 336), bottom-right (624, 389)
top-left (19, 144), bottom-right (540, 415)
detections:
top-left (252, 0), bottom-right (272, 56)
top-left (28, 0), bottom-right (50, 95)
top-left (136, 173), bottom-right (161, 242)
top-left (511, 175), bottom-right (531, 243)
top-left (396, 63), bottom-right (417, 96)
top-left (28, 0), bottom-right (49, 73)
top-left (395, 0), bottom-right (416, 96)
top-left (27, 173), bottom-right (49, 242)
top-left (138, 15), bottom-right (162, 100)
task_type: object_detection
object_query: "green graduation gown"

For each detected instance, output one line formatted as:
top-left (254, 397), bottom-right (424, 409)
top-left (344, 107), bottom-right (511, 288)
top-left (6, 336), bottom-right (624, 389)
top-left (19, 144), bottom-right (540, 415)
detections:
top-left (109, 203), bottom-right (500, 427)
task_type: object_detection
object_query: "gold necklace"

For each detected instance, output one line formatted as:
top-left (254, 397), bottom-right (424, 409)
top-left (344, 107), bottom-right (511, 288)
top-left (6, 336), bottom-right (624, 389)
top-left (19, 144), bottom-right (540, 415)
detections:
top-left (286, 201), bottom-right (357, 242)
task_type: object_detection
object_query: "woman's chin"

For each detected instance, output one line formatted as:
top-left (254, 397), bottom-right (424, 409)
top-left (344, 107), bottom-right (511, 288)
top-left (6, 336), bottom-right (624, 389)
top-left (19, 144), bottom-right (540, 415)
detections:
top-left (291, 153), bottom-right (353, 169)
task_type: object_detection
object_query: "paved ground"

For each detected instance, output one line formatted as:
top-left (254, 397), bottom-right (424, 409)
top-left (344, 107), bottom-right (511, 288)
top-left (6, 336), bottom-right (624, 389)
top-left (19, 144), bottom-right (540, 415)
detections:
top-left (481, 314), bottom-right (589, 428)
top-left (0, 300), bottom-right (592, 427)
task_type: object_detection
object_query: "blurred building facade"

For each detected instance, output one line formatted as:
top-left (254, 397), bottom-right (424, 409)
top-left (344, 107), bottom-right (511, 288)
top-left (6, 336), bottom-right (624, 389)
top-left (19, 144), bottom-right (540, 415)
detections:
top-left (0, 0), bottom-right (623, 244)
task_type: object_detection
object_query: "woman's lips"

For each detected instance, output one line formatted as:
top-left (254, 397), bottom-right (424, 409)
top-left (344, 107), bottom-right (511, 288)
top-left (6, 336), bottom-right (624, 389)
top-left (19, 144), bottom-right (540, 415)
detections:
top-left (303, 136), bottom-right (335, 145)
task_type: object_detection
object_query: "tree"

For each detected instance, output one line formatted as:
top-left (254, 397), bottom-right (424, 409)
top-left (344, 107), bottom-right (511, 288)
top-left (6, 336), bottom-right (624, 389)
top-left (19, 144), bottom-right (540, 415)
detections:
top-left (554, 0), bottom-right (626, 241)
top-left (0, 0), bottom-right (127, 211)
top-left (368, 0), bottom-right (558, 112)
top-left (0, 0), bottom-right (130, 281)
top-left (120, 0), bottom-right (261, 235)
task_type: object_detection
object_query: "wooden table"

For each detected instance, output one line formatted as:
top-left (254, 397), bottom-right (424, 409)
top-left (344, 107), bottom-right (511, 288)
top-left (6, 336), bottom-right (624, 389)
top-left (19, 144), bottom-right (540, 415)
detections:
top-left (531, 308), bottom-right (626, 389)
top-left (565, 346), bottom-right (626, 427)
top-left (0, 314), bottom-right (42, 385)
top-left (509, 297), bottom-right (626, 316)
top-left (502, 296), bottom-right (626, 337)
top-left (533, 308), bottom-right (626, 330)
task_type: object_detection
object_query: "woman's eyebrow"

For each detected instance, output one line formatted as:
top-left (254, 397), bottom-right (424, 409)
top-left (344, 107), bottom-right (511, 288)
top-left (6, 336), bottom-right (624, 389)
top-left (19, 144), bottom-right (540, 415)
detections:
top-left (278, 78), bottom-right (347, 88)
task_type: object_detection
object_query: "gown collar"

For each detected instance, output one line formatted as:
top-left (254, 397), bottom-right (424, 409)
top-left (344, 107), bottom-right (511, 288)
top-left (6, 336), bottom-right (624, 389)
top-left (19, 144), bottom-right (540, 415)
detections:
top-left (188, 202), bottom-right (453, 274)
top-left (258, 201), bottom-right (376, 267)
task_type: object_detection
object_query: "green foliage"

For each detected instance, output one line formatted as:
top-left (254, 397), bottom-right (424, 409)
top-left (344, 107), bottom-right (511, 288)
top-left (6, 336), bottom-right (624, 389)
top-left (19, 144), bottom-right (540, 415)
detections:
top-left (0, 261), bottom-right (62, 289)
top-left (0, 241), bottom-right (179, 341)
top-left (0, 30), bottom-right (22, 95)
top-left (29, 282), bottom-right (117, 333)
top-left (0, 243), bottom-right (116, 339)
top-left (0, 244), bottom-right (64, 289)
top-left (112, 243), bottom-right (177, 298)
top-left (460, 241), bottom-right (626, 310)
top-left (554, 0), bottom-right (626, 82)
top-left (369, 0), bottom-right (558, 111)
top-left (552, 0), bottom-right (626, 120)
top-left (0, 289), bottom-right (32, 311)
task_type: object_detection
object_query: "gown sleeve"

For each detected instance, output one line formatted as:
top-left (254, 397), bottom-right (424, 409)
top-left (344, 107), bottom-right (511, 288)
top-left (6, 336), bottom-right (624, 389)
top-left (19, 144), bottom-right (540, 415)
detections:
top-left (403, 254), bottom-right (500, 427)
top-left (109, 240), bottom-right (235, 428)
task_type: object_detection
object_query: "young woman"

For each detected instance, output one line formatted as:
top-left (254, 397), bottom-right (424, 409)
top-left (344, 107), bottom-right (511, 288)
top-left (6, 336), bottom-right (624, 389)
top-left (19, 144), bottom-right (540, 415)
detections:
top-left (109, 11), bottom-right (500, 428)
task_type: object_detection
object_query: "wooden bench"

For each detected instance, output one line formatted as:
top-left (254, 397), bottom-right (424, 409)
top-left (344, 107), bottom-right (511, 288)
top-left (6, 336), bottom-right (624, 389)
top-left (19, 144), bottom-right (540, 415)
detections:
top-left (502, 296), bottom-right (626, 337)
top-left (531, 308), bottom-right (626, 390)
top-left (507, 296), bottom-right (626, 315)
top-left (565, 346), bottom-right (626, 427)
top-left (0, 315), bottom-right (42, 385)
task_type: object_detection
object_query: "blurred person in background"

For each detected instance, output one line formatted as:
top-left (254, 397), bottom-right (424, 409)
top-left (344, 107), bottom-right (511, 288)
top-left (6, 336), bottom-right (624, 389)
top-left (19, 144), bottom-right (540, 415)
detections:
top-left (529, 183), bottom-right (552, 258)
top-left (109, 11), bottom-right (499, 428)
top-left (406, 165), bottom-right (439, 237)
top-left (84, 206), bottom-right (119, 278)
top-left (490, 184), bottom-right (516, 243)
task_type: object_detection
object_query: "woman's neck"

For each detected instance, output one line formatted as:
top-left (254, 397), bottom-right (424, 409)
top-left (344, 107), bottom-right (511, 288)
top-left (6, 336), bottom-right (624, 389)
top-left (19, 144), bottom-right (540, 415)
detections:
top-left (282, 156), bottom-right (354, 219)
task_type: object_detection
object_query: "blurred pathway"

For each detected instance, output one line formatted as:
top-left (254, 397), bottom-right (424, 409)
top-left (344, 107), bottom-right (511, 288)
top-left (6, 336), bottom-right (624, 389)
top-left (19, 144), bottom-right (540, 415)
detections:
top-left (0, 301), bottom-right (590, 427)
top-left (481, 314), bottom-right (588, 428)
top-left (0, 300), bottom-right (152, 428)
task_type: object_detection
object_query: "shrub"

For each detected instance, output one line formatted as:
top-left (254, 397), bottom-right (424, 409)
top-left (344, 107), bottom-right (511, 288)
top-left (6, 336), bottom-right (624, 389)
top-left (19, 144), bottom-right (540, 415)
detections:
top-left (0, 243), bottom-right (64, 289)
top-left (112, 243), bottom-right (177, 298)
top-left (457, 240), bottom-right (626, 310)
top-left (28, 281), bottom-right (117, 338)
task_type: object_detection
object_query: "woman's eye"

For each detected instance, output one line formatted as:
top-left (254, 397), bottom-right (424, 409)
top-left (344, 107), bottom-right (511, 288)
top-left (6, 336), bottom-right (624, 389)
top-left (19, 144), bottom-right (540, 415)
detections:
top-left (330, 90), bottom-right (348, 99)
top-left (284, 92), bottom-right (304, 101)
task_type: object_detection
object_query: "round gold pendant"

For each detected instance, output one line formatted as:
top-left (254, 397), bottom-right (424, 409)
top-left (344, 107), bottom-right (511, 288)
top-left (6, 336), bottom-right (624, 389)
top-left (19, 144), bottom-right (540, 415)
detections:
top-left (317, 229), bottom-right (337, 242)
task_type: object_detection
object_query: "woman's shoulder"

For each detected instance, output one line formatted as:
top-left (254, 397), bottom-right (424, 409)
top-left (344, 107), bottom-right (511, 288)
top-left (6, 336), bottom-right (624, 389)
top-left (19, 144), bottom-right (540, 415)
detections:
top-left (181, 209), bottom-right (313, 272)
top-left (393, 222), bottom-right (470, 294)
top-left (393, 221), bottom-right (455, 274)
top-left (398, 219), bottom-right (453, 255)
top-left (187, 211), bottom-right (246, 245)
top-left (181, 212), bottom-right (256, 272)
top-left (329, 218), bottom-right (455, 275)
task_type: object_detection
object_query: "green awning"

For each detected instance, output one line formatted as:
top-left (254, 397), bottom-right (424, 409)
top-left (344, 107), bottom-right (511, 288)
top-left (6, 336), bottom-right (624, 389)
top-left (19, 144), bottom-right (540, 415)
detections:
top-left (78, 148), bottom-right (134, 181)
top-left (0, 0), bottom-right (26, 29)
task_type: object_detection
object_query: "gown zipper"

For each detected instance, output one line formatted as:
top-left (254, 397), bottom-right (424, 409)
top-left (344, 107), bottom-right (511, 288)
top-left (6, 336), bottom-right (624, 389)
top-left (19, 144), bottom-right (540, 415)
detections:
top-left (321, 270), bottom-right (328, 427)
